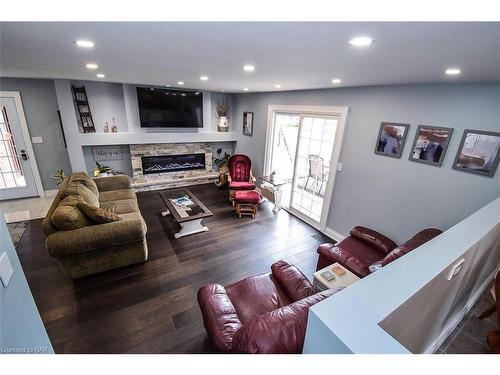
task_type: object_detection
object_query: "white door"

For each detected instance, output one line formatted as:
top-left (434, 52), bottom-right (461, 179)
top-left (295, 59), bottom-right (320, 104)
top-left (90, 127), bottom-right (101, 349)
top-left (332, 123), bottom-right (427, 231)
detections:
top-left (0, 96), bottom-right (39, 200)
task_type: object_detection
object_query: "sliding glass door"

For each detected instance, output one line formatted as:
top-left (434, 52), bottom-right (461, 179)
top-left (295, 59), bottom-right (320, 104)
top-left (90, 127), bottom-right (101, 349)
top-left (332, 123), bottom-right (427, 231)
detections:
top-left (266, 107), bottom-right (345, 230)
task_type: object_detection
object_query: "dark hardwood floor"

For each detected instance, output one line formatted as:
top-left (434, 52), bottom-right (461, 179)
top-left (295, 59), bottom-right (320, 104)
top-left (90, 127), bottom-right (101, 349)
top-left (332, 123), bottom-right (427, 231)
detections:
top-left (15, 183), bottom-right (330, 353)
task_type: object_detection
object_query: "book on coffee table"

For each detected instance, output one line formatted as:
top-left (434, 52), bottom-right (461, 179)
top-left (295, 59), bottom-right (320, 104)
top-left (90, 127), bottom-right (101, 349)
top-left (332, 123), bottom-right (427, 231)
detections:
top-left (331, 265), bottom-right (346, 276)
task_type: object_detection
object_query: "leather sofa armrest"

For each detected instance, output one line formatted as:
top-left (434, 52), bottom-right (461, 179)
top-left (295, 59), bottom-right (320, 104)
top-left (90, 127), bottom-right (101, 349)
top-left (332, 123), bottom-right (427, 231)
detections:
top-left (350, 226), bottom-right (397, 255)
top-left (93, 175), bottom-right (131, 192)
top-left (317, 244), bottom-right (371, 278)
top-left (231, 289), bottom-right (339, 354)
top-left (46, 218), bottom-right (147, 257)
top-left (197, 284), bottom-right (242, 352)
top-left (271, 260), bottom-right (317, 301)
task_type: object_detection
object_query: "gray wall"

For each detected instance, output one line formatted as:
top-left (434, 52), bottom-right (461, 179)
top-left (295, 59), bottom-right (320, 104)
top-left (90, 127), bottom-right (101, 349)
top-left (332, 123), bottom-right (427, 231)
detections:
top-left (0, 77), bottom-right (72, 190)
top-left (0, 214), bottom-right (53, 353)
top-left (233, 83), bottom-right (500, 243)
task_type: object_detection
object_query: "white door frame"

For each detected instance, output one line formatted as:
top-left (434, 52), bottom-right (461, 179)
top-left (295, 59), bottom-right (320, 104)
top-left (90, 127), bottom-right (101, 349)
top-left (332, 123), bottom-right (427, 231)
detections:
top-left (263, 105), bottom-right (349, 232)
top-left (0, 91), bottom-right (45, 198)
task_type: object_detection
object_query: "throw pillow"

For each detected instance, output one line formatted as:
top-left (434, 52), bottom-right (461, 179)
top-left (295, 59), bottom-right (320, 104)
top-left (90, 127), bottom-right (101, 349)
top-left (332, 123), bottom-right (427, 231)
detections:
top-left (78, 202), bottom-right (122, 224)
top-left (51, 195), bottom-right (91, 231)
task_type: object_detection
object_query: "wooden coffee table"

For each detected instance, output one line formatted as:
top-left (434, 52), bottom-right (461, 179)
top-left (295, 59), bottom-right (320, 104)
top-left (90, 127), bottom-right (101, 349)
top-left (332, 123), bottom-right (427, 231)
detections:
top-left (159, 188), bottom-right (213, 239)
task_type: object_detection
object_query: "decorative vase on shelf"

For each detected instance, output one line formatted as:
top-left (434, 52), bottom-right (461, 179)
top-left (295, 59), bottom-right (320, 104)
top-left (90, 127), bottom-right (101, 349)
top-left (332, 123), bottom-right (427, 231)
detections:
top-left (111, 117), bottom-right (118, 133)
top-left (103, 122), bottom-right (109, 133)
top-left (218, 116), bottom-right (229, 132)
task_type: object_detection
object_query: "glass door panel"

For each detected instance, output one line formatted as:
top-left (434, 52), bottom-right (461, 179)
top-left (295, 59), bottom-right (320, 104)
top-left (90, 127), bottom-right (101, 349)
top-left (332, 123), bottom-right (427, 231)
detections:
top-left (290, 116), bottom-right (338, 223)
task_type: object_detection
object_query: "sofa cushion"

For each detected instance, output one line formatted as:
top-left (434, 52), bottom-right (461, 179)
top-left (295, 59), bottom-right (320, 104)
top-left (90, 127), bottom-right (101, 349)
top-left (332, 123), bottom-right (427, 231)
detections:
top-left (231, 288), bottom-right (340, 354)
top-left (78, 201), bottom-right (122, 224)
top-left (382, 228), bottom-right (442, 266)
top-left (51, 195), bottom-right (91, 231)
top-left (226, 273), bottom-right (291, 325)
top-left (98, 189), bottom-right (136, 203)
top-left (271, 260), bottom-right (317, 302)
top-left (67, 172), bottom-right (99, 196)
top-left (350, 226), bottom-right (398, 255)
top-left (64, 181), bottom-right (99, 207)
top-left (100, 198), bottom-right (139, 214)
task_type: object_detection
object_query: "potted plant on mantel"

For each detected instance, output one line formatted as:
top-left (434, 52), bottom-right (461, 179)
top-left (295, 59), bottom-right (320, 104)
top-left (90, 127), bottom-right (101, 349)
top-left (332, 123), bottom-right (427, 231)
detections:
top-left (213, 148), bottom-right (231, 187)
top-left (216, 100), bottom-right (231, 132)
top-left (93, 161), bottom-right (112, 177)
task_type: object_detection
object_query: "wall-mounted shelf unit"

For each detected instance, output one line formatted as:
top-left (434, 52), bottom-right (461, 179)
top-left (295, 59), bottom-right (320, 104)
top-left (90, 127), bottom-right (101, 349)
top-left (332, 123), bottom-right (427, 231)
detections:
top-left (72, 86), bottom-right (96, 133)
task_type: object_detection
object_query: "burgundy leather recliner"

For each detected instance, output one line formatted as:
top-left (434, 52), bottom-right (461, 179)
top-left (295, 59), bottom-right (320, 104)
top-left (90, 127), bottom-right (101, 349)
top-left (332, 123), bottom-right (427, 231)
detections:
top-left (316, 226), bottom-right (442, 278)
top-left (197, 260), bottom-right (342, 353)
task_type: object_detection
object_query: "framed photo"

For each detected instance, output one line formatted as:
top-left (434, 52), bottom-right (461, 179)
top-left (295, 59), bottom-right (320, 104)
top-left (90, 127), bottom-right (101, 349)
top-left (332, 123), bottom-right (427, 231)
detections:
top-left (243, 112), bottom-right (253, 136)
top-left (409, 125), bottom-right (454, 167)
top-left (452, 129), bottom-right (500, 177)
top-left (374, 122), bottom-right (410, 158)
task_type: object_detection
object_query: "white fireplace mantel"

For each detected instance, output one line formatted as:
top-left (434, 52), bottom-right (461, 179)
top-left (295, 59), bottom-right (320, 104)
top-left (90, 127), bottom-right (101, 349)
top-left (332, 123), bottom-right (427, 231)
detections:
top-left (77, 131), bottom-right (238, 146)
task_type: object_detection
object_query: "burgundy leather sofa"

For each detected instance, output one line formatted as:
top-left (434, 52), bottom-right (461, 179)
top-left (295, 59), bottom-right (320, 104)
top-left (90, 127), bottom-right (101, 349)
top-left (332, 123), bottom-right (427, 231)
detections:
top-left (197, 260), bottom-right (342, 353)
top-left (316, 226), bottom-right (442, 278)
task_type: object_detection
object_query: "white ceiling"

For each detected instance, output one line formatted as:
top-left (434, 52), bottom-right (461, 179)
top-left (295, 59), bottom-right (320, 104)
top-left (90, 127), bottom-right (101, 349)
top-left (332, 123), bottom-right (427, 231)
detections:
top-left (0, 22), bottom-right (499, 93)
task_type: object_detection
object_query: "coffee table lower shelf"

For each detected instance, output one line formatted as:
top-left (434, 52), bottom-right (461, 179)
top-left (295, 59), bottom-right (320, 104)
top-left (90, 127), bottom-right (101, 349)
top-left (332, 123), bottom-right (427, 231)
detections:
top-left (161, 210), bottom-right (209, 239)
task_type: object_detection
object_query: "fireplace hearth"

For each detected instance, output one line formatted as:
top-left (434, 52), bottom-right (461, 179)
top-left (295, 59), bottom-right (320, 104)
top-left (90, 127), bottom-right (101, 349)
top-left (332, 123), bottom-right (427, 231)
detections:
top-left (141, 153), bottom-right (206, 174)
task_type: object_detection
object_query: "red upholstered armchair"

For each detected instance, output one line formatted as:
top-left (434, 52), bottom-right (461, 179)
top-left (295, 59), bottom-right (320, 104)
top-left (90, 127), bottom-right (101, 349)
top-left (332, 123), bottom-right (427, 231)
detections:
top-left (197, 260), bottom-right (342, 353)
top-left (316, 226), bottom-right (442, 278)
top-left (227, 154), bottom-right (256, 201)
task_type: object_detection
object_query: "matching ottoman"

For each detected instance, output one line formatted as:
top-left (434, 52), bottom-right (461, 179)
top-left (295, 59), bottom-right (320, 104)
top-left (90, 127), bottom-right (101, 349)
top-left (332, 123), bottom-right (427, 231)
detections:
top-left (234, 190), bottom-right (261, 218)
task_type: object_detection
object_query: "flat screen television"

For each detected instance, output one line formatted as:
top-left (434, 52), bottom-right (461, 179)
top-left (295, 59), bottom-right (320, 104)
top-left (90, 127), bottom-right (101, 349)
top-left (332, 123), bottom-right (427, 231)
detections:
top-left (136, 87), bottom-right (203, 128)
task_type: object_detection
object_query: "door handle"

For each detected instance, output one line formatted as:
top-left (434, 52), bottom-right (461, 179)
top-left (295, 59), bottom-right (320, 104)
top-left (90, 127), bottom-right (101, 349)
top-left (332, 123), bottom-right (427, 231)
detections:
top-left (20, 150), bottom-right (29, 161)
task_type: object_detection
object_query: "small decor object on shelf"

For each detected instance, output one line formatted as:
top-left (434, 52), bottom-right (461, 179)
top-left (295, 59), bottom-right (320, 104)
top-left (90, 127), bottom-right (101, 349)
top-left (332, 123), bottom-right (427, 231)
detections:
top-left (93, 161), bottom-right (112, 177)
top-left (111, 117), bottom-right (118, 133)
top-left (409, 125), bottom-right (453, 167)
top-left (243, 111), bottom-right (254, 136)
top-left (374, 122), bottom-right (410, 158)
top-left (452, 129), bottom-right (500, 177)
top-left (321, 270), bottom-right (336, 281)
top-left (71, 86), bottom-right (96, 133)
top-left (52, 169), bottom-right (66, 187)
top-left (216, 100), bottom-right (231, 132)
top-left (103, 122), bottom-right (109, 133)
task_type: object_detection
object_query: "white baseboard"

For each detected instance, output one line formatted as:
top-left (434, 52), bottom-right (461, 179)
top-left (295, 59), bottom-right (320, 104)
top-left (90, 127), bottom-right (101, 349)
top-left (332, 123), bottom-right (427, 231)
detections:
top-left (424, 266), bottom-right (499, 353)
top-left (323, 227), bottom-right (346, 243)
top-left (44, 189), bottom-right (58, 197)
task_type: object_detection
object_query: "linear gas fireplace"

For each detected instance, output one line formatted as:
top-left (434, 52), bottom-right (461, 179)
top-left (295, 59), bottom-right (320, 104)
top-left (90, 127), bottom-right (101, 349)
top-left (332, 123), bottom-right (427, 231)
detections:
top-left (141, 153), bottom-right (206, 174)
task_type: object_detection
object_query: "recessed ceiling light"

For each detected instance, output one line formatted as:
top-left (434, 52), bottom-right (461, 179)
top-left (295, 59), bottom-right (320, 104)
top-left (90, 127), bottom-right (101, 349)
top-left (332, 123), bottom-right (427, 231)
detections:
top-left (348, 36), bottom-right (374, 47)
top-left (195, 92), bottom-right (200, 95)
top-left (200, 76), bottom-right (209, 81)
top-left (181, 93), bottom-right (187, 96)
top-left (165, 84), bottom-right (170, 87)
top-left (75, 40), bottom-right (94, 48)
top-left (274, 84), bottom-right (282, 89)
top-left (331, 78), bottom-right (342, 84)
top-left (177, 81), bottom-right (184, 85)
top-left (96, 73), bottom-right (105, 78)
top-left (243, 65), bottom-right (255, 72)
top-left (85, 63), bottom-right (98, 70)
top-left (243, 88), bottom-right (249, 91)
top-left (445, 68), bottom-right (461, 76)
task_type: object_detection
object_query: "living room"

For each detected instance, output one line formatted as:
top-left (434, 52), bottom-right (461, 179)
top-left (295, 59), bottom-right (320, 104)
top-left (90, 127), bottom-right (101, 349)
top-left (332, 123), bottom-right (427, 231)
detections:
top-left (1, 2), bottom-right (499, 373)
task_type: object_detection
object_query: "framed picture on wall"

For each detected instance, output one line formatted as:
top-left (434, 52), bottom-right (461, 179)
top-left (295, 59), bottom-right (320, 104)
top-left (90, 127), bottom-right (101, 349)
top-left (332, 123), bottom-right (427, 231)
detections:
top-left (409, 125), bottom-right (454, 167)
top-left (374, 122), bottom-right (410, 158)
top-left (243, 112), bottom-right (253, 136)
top-left (452, 129), bottom-right (500, 177)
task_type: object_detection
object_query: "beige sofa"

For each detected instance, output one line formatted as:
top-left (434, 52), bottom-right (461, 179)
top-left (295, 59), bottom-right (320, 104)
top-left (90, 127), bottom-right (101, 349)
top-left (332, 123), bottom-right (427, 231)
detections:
top-left (42, 172), bottom-right (148, 279)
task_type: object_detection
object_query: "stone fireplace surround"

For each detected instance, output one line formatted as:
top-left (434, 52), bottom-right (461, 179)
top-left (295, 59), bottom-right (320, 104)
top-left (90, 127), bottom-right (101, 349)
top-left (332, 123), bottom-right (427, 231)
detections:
top-left (130, 143), bottom-right (219, 191)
